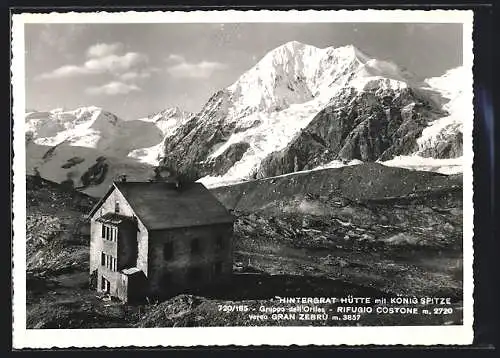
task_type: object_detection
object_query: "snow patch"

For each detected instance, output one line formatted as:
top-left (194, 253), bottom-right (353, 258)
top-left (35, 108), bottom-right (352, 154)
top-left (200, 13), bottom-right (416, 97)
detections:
top-left (127, 142), bottom-right (165, 166)
top-left (380, 155), bottom-right (463, 175)
top-left (314, 159), bottom-right (364, 170)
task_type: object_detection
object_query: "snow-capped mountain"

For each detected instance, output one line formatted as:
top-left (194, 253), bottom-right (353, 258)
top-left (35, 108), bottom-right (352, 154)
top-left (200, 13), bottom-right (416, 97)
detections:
top-left (25, 41), bottom-right (468, 194)
top-left (26, 106), bottom-right (164, 157)
top-left (25, 106), bottom-right (162, 196)
top-left (380, 66), bottom-right (466, 175)
top-left (156, 41), bottom-right (465, 186)
top-left (223, 41), bottom-right (423, 117)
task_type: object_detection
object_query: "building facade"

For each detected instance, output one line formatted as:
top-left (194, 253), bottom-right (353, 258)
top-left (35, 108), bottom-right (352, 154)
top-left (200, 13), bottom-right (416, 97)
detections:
top-left (88, 180), bottom-right (235, 302)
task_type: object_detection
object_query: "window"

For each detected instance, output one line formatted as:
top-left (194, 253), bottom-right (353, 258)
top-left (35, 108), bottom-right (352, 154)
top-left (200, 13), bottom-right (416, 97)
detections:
top-left (191, 239), bottom-right (201, 255)
top-left (214, 261), bottom-right (223, 275)
top-left (102, 224), bottom-right (118, 242)
top-left (163, 242), bottom-right (174, 260)
top-left (188, 267), bottom-right (202, 282)
top-left (101, 253), bottom-right (117, 271)
top-left (115, 201), bottom-right (120, 213)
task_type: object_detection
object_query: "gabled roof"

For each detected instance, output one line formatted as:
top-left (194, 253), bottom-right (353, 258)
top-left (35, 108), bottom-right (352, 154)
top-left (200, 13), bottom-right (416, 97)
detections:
top-left (89, 181), bottom-right (235, 230)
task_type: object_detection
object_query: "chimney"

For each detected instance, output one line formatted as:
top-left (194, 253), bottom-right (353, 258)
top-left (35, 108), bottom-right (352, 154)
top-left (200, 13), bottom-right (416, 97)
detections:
top-left (120, 174), bottom-right (127, 182)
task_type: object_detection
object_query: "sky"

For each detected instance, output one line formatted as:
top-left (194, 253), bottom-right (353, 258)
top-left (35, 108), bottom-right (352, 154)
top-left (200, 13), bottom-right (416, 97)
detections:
top-left (25, 23), bottom-right (463, 120)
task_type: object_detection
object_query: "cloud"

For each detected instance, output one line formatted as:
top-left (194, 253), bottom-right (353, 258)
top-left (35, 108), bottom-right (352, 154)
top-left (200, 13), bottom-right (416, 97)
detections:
top-left (166, 58), bottom-right (227, 79)
top-left (36, 65), bottom-right (94, 80)
top-left (166, 53), bottom-right (227, 79)
top-left (86, 42), bottom-right (124, 58)
top-left (85, 81), bottom-right (141, 96)
top-left (119, 70), bottom-right (153, 81)
top-left (36, 41), bottom-right (149, 80)
top-left (167, 54), bottom-right (185, 62)
top-left (84, 52), bottom-right (148, 73)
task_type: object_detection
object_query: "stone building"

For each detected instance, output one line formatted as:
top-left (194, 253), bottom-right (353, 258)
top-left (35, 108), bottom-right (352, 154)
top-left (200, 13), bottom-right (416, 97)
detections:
top-left (88, 179), bottom-right (235, 303)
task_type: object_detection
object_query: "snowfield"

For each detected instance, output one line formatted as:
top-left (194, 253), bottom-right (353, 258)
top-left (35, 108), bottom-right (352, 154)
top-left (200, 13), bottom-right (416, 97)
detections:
top-left (379, 155), bottom-right (463, 175)
top-left (128, 107), bottom-right (194, 165)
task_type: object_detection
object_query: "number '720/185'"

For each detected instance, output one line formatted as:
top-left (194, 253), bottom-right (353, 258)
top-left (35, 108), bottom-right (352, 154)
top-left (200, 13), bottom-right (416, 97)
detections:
top-left (218, 305), bottom-right (250, 312)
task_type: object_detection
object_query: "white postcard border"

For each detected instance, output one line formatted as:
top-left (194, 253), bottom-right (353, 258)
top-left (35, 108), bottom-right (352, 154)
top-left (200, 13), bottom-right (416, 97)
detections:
top-left (12, 9), bottom-right (475, 348)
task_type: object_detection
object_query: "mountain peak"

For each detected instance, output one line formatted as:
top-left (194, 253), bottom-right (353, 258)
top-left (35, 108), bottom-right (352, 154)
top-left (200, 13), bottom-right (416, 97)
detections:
top-left (343, 44), bottom-right (372, 62)
top-left (147, 106), bottom-right (194, 121)
top-left (281, 40), bottom-right (309, 50)
top-left (226, 41), bottom-right (397, 115)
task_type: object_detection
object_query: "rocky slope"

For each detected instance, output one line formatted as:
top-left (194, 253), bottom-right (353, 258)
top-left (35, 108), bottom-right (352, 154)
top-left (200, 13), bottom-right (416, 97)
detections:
top-left (26, 141), bottom-right (154, 197)
top-left (255, 87), bottom-right (445, 178)
top-left (211, 163), bottom-right (463, 255)
top-left (211, 162), bottom-right (462, 212)
top-left (25, 161), bottom-right (463, 328)
top-left (26, 175), bottom-right (97, 274)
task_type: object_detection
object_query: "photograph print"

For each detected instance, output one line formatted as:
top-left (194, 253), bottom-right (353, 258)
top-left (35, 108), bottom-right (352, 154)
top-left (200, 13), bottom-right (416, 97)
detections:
top-left (12, 10), bottom-right (474, 347)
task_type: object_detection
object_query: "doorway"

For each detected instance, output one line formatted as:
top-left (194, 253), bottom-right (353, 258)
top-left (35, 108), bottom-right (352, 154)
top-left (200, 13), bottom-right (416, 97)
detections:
top-left (101, 276), bottom-right (110, 293)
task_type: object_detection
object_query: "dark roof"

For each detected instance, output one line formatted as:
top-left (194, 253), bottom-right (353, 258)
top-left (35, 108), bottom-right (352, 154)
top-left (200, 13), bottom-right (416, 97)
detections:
top-left (97, 181), bottom-right (234, 230)
top-left (95, 212), bottom-right (134, 225)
